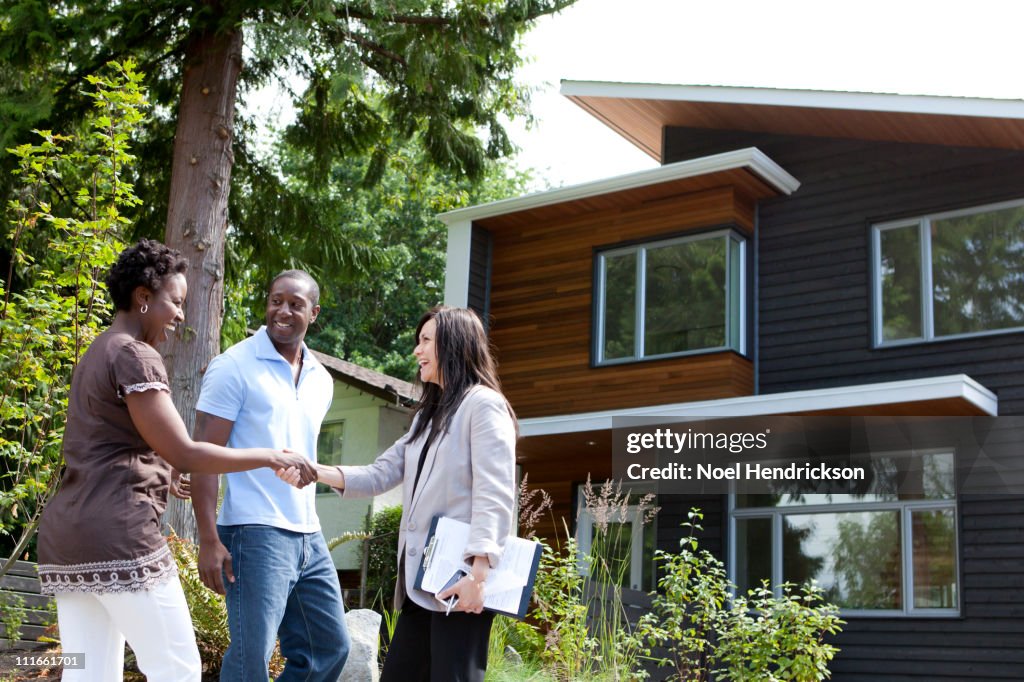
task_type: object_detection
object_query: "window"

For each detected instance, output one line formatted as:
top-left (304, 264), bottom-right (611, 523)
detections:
top-left (595, 229), bottom-right (746, 364)
top-left (316, 421), bottom-right (345, 494)
top-left (873, 199), bottom-right (1024, 345)
top-left (730, 451), bottom-right (958, 616)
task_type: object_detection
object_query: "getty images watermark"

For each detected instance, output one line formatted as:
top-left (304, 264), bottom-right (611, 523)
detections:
top-left (612, 416), bottom-right (1024, 496)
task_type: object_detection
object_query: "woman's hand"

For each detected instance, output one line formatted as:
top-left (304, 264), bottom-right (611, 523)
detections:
top-left (271, 449), bottom-right (317, 487)
top-left (437, 573), bottom-right (486, 614)
top-left (276, 465), bottom-right (307, 488)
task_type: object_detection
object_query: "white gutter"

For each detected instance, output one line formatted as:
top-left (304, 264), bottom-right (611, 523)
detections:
top-left (519, 374), bottom-right (998, 437)
top-left (437, 147), bottom-right (799, 225)
top-left (560, 80), bottom-right (1024, 120)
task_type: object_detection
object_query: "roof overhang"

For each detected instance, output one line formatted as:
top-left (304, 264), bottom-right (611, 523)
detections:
top-left (311, 350), bottom-right (419, 406)
top-left (520, 374), bottom-right (996, 443)
top-left (561, 80), bottom-right (1024, 162)
top-left (437, 146), bottom-right (799, 227)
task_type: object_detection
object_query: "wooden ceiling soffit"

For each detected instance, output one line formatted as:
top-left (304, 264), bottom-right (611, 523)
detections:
top-left (568, 95), bottom-right (1024, 161)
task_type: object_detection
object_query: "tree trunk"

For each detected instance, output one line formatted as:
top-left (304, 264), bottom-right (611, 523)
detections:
top-left (161, 17), bottom-right (243, 543)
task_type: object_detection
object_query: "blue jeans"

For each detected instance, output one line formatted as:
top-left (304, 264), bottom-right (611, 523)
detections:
top-left (218, 525), bottom-right (350, 681)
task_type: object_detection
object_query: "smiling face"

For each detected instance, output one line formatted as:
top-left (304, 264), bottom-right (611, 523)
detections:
top-left (265, 276), bottom-right (319, 350)
top-left (138, 273), bottom-right (187, 347)
top-left (414, 318), bottom-right (442, 387)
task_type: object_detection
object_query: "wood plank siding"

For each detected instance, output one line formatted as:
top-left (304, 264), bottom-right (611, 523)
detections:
top-left (659, 127), bottom-right (1024, 681)
top-left (478, 187), bottom-right (758, 420)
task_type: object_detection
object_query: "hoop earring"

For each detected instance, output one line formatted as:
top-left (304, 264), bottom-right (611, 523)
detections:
top-left (140, 304), bottom-right (149, 314)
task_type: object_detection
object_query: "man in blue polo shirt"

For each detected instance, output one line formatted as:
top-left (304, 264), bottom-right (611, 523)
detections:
top-left (191, 270), bottom-right (349, 681)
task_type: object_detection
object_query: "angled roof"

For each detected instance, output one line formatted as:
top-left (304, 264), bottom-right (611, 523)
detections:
top-left (561, 80), bottom-right (1024, 162)
top-left (311, 350), bottom-right (419, 406)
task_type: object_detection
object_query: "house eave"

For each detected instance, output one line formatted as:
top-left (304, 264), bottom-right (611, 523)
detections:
top-left (560, 80), bottom-right (1024, 161)
top-left (437, 147), bottom-right (799, 225)
top-left (519, 374), bottom-right (997, 438)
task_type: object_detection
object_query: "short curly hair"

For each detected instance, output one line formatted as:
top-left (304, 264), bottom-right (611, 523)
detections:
top-left (105, 239), bottom-right (189, 311)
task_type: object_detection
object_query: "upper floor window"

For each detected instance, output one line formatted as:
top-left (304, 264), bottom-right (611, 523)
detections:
top-left (594, 229), bottom-right (746, 365)
top-left (873, 199), bottom-right (1024, 346)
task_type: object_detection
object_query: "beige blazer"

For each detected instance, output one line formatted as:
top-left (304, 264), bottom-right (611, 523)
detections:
top-left (338, 385), bottom-right (517, 611)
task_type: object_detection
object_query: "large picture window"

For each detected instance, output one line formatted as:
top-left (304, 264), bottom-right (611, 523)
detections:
top-left (730, 450), bottom-right (959, 616)
top-left (595, 230), bottom-right (745, 364)
top-left (873, 198), bottom-right (1024, 345)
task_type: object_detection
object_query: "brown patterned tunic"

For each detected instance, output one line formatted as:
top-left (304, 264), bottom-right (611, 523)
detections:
top-left (37, 331), bottom-right (177, 594)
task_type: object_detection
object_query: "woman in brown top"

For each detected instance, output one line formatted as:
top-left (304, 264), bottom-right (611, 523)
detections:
top-left (37, 239), bottom-right (317, 682)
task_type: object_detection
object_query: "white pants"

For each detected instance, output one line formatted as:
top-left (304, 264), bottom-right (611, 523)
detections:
top-left (55, 578), bottom-right (202, 682)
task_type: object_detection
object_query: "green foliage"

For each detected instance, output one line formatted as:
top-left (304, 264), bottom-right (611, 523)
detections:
top-left (638, 509), bottom-right (844, 682)
top-left (531, 528), bottom-right (597, 680)
top-left (365, 505), bottom-right (403, 612)
top-left (233, 135), bottom-right (534, 380)
top-left (636, 509), bottom-right (729, 681)
top-left (0, 60), bottom-right (145, 569)
top-left (528, 479), bottom-right (660, 681)
top-left (714, 582), bottom-right (844, 682)
top-left (1, 593), bottom-right (26, 641)
top-left (0, 0), bottom-right (575, 307)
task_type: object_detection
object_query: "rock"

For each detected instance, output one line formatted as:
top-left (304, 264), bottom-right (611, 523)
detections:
top-left (338, 608), bottom-right (382, 682)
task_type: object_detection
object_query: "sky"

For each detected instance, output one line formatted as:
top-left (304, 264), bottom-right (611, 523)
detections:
top-left (509, 0), bottom-right (1024, 189)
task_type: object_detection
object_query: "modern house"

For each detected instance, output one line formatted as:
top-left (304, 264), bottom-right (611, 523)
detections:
top-left (310, 350), bottom-right (417, 589)
top-left (439, 81), bottom-right (1024, 680)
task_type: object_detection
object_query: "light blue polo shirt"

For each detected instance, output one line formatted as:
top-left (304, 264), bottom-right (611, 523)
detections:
top-left (196, 326), bottom-right (333, 532)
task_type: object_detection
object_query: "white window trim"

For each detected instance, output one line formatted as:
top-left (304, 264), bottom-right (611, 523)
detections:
top-left (728, 451), bottom-right (960, 618)
top-left (872, 196), bottom-right (1024, 347)
top-left (595, 228), bottom-right (747, 365)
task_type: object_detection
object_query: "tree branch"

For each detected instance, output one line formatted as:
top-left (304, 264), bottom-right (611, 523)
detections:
top-left (331, 0), bottom-right (578, 28)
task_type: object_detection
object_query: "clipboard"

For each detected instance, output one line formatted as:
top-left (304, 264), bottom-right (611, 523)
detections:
top-left (413, 515), bottom-right (542, 619)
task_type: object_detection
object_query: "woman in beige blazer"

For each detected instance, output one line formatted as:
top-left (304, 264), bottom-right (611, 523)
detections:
top-left (281, 306), bottom-right (517, 681)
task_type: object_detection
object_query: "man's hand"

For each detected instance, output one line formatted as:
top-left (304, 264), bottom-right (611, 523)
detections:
top-left (198, 538), bottom-right (234, 595)
top-left (169, 469), bottom-right (191, 500)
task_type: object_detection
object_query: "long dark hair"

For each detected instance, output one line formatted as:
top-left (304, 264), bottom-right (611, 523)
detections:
top-left (410, 306), bottom-right (517, 442)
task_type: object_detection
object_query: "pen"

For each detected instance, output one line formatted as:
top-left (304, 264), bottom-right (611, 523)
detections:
top-left (444, 594), bottom-right (458, 616)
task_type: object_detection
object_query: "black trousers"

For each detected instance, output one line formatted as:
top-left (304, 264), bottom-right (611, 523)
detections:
top-left (380, 597), bottom-right (495, 682)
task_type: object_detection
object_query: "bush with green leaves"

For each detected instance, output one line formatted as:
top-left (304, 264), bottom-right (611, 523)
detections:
top-left (638, 509), bottom-right (844, 682)
top-left (1, 593), bottom-right (26, 641)
top-left (365, 505), bottom-right (402, 612)
top-left (531, 528), bottom-right (597, 680)
top-left (0, 60), bottom-right (145, 573)
top-left (715, 582), bottom-right (843, 682)
top-left (529, 478), bottom-right (658, 681)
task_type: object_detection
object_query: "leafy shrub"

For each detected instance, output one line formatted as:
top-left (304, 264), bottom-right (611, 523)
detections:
top-left (1, 593), bottom-right (26, 641)
top-left (715, 582), bottom-right (843, 682)
top-left (365, 505), bottom-right (402, 612)
top-left (639, 509), bottom-right (844, 682)
top-left (1, 60), bottom-right (144, 571)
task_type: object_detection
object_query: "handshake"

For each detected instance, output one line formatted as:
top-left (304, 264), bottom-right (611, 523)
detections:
top-left (276, 461), bottom-right (323, 489)
top-left (169, 453), bottom-right (319, 500)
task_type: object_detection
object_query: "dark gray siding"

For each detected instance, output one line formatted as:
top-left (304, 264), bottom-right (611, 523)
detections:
top-left (664, 127), bottom-right (1024, 416)
top-left (468, 225), bottom-right (492, 325)
top-left (661, 128), bottom-right (1024, 681)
